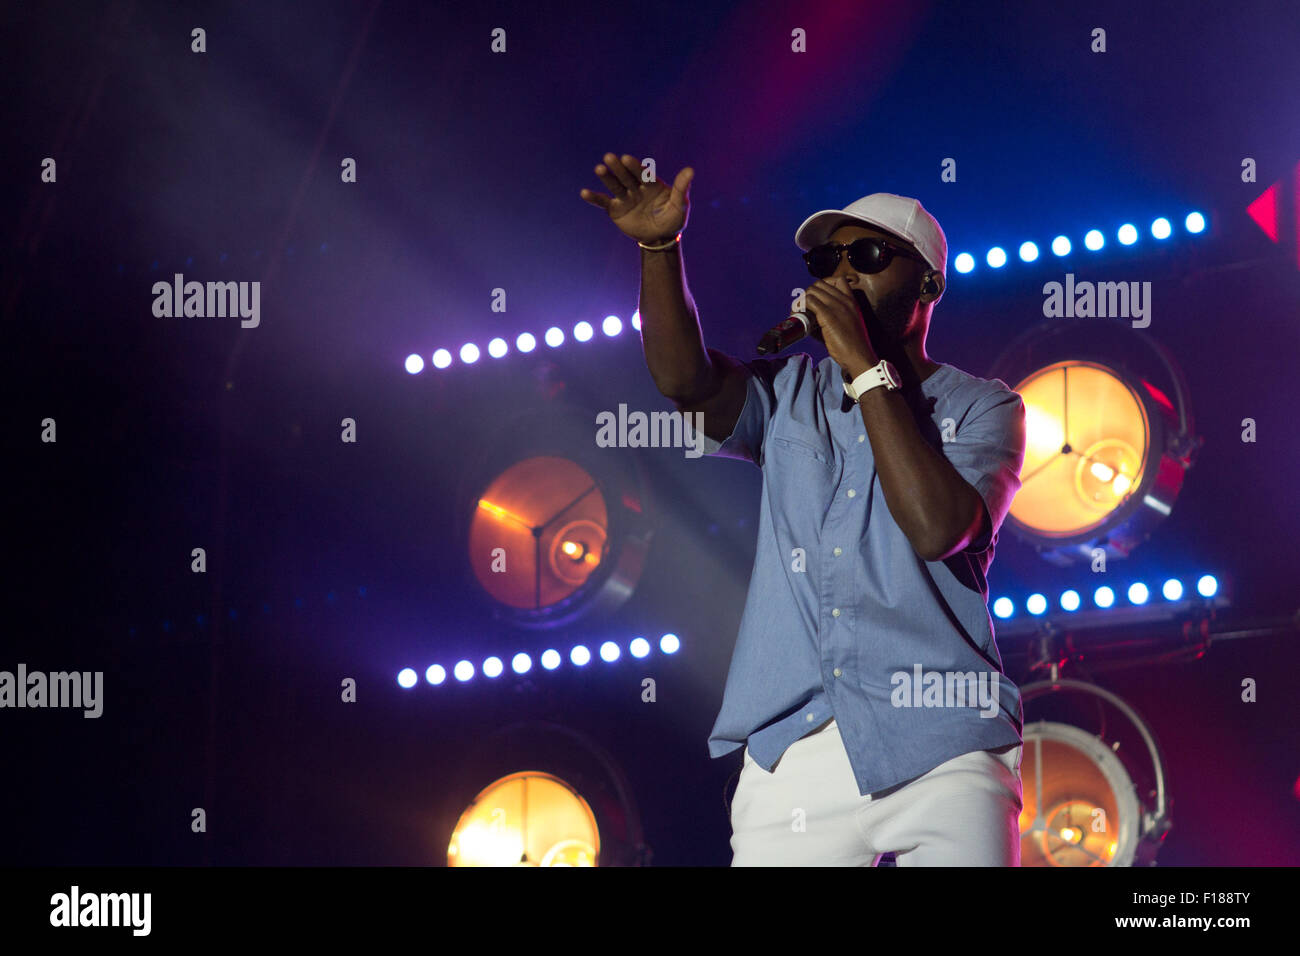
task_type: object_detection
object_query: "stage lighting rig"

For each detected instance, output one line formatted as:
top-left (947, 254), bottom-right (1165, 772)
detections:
top-left (441, 721), bottom-right (649, 867)
top-left (989, 318), bottom-right (1202, 566)
top-left (455, 401), bottom-right (653, 630)
top-left (1018, 676), bottom-right (1172, 867)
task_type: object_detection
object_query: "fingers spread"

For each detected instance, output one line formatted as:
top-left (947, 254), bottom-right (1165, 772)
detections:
top-left (621, 154), bottom-right (653, 188)
top-left (604, 153), bottom-right (638, 191)
top-left (594, 163), bottom-right (627, 196)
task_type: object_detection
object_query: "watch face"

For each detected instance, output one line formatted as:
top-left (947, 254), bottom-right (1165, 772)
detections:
top-left (884, 361), bottom-right (902, 388)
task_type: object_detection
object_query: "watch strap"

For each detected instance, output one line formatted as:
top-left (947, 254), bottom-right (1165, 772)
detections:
top-left (844, 360), bottom-right (900, 402)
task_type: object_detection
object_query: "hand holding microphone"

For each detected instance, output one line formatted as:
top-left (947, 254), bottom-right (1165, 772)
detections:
top-left (758, 277), bottom-right (878, 380)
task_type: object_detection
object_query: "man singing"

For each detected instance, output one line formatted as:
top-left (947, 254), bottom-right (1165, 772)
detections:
top-left (581, 153), bottom-right (1027, 866)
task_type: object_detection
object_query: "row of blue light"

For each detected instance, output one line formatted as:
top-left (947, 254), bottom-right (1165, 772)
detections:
top-left (406, 311), bottom-right (642, 374)
top-left (408, 209), bottom-right (1208, 372)
top-left (952, 212), bottom-right (1206, 275)
top-left (397, 632), bottom-right (681, 688)
top-left (992, 574), bottom-right (1218, 619)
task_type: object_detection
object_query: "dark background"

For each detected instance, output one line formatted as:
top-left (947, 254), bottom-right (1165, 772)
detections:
top-left (3, 0), bottom-right (1298, 865)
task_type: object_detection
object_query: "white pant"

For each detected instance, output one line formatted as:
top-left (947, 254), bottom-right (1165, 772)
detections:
top-left (730, 718), bottom-right (1023, 866)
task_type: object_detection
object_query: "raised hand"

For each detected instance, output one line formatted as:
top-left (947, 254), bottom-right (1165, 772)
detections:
top-left (580, 152), bottom-right (693, 244)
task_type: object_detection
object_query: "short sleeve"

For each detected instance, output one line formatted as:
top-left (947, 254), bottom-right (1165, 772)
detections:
top-left (695, 353), bottom-right (804, 466)
top-left (943, 386), bottom-right (1027, 554)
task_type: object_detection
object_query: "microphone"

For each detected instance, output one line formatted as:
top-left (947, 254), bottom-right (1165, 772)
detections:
top-left (755, 288), bottom-right (873, 355)
top-left (756, 311), bottom-right (816, 355)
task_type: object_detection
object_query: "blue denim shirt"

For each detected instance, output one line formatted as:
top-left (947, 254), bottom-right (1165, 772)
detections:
top-left (698, 353), bottom-right (1027, 795)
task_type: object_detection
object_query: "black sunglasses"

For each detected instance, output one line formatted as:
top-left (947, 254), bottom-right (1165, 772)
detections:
top-left (803, 237), bottom-right (927, 279)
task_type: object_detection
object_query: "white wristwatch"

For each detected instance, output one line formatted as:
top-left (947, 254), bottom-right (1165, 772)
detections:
top-left (843, 359), bottom-right (902, 403)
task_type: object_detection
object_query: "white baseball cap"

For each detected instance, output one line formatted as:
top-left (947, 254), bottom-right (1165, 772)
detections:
top-left (794, 192), bottom-right (947, 298)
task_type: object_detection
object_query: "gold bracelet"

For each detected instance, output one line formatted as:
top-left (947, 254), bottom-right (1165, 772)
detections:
top-left (637, 233), bottom-right (681, 251)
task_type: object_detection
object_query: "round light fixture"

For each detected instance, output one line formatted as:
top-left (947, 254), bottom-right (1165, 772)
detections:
top-left (469, 456), bottom-right (608, 611)
top-left (1012, 360), bottom-right (1149, 535)
top-left (456, 403), bottom-right (653, 629)
top-left (439, 721), bottom-right (650, 866)
top-left (447, 771), bottom-right (599, 867)
top-left (1019, 678), bottom-right (1172, 867)
top-left (989, 318), bottom-right (1201, 565)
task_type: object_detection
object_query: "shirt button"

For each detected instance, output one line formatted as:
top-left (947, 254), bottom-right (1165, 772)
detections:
top-left (847, 489), bottom-right (856, 498)
top-left (806, 713), bottom-right (815, 722)
top-left (833, 547), bottom-right (842, 556)
top-left (833, 667), bottom-right (842, 678)
top-left (858, 434), bottom-right (865, 443)
top-left (832, 608), bottom-right (841, 618)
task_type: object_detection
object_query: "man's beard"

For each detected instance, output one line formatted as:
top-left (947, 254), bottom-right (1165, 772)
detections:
top-left (854, 286), bottom-right (916, 349)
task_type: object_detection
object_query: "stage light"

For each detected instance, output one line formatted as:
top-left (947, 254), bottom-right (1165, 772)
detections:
top-left (433, 348), bottom-right (452, 369)
top-left (516, 332), bottom-right (536, 353)
top-left (405, 354), bottom-right (425, 374)
top-left (398, 668), bottom-right (417, 689)
top-left (1118, 224), bottom-right (1138, 245)
top-left (545, 327), bottom-right (564, 347)
top-left (954, 253), bottom-right (975, 273)
top-left (574, 321), bottom-right (594, 342)
top-left (1019, 679), bottom-right (1172, 866)
top-left (447, 772), bottom-right (600, 867)
top-left (1197, 574), bottom-right (1217, 597)
top-left (992, 570), bottom-right (1229, 637)
top-left (1052, 236), bottom-right (1072, 256)
top-left (460, 343), bottom-right (480, 364)
top-left (987, 247), bottom-right (1007, 268)
top-left (660, 633), bottom-right (680, 654)
top-left (1027, 593), bottom-right (1048, 615)
top-left (462, 399), bottom-right (653, 629)
top-left (469, 458), bottom-right (609, 612)
top-left (1020, 722), bottom-right (1137, 866)
top-left (488, 337), bottom-right (508, 359)
top-left (993, 597), bottom-right (1014, 618)
top-left (1084, 230), bottom-right (1104, 251)
top-left (1019, 241), bottom-right (1039, 262)
top-left (1151, 217), bottom-right (1172, 240)
top-left (1185, 211), bottom-right (1206, 233)
top-left (602, 315), bottom-right (622, 336)
top-left (991, 314), bottom-right (1202, 566)
top-left (409, 631), bottom-right (686, 691)
top-left (632, 310), bottom-right (641, 330)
